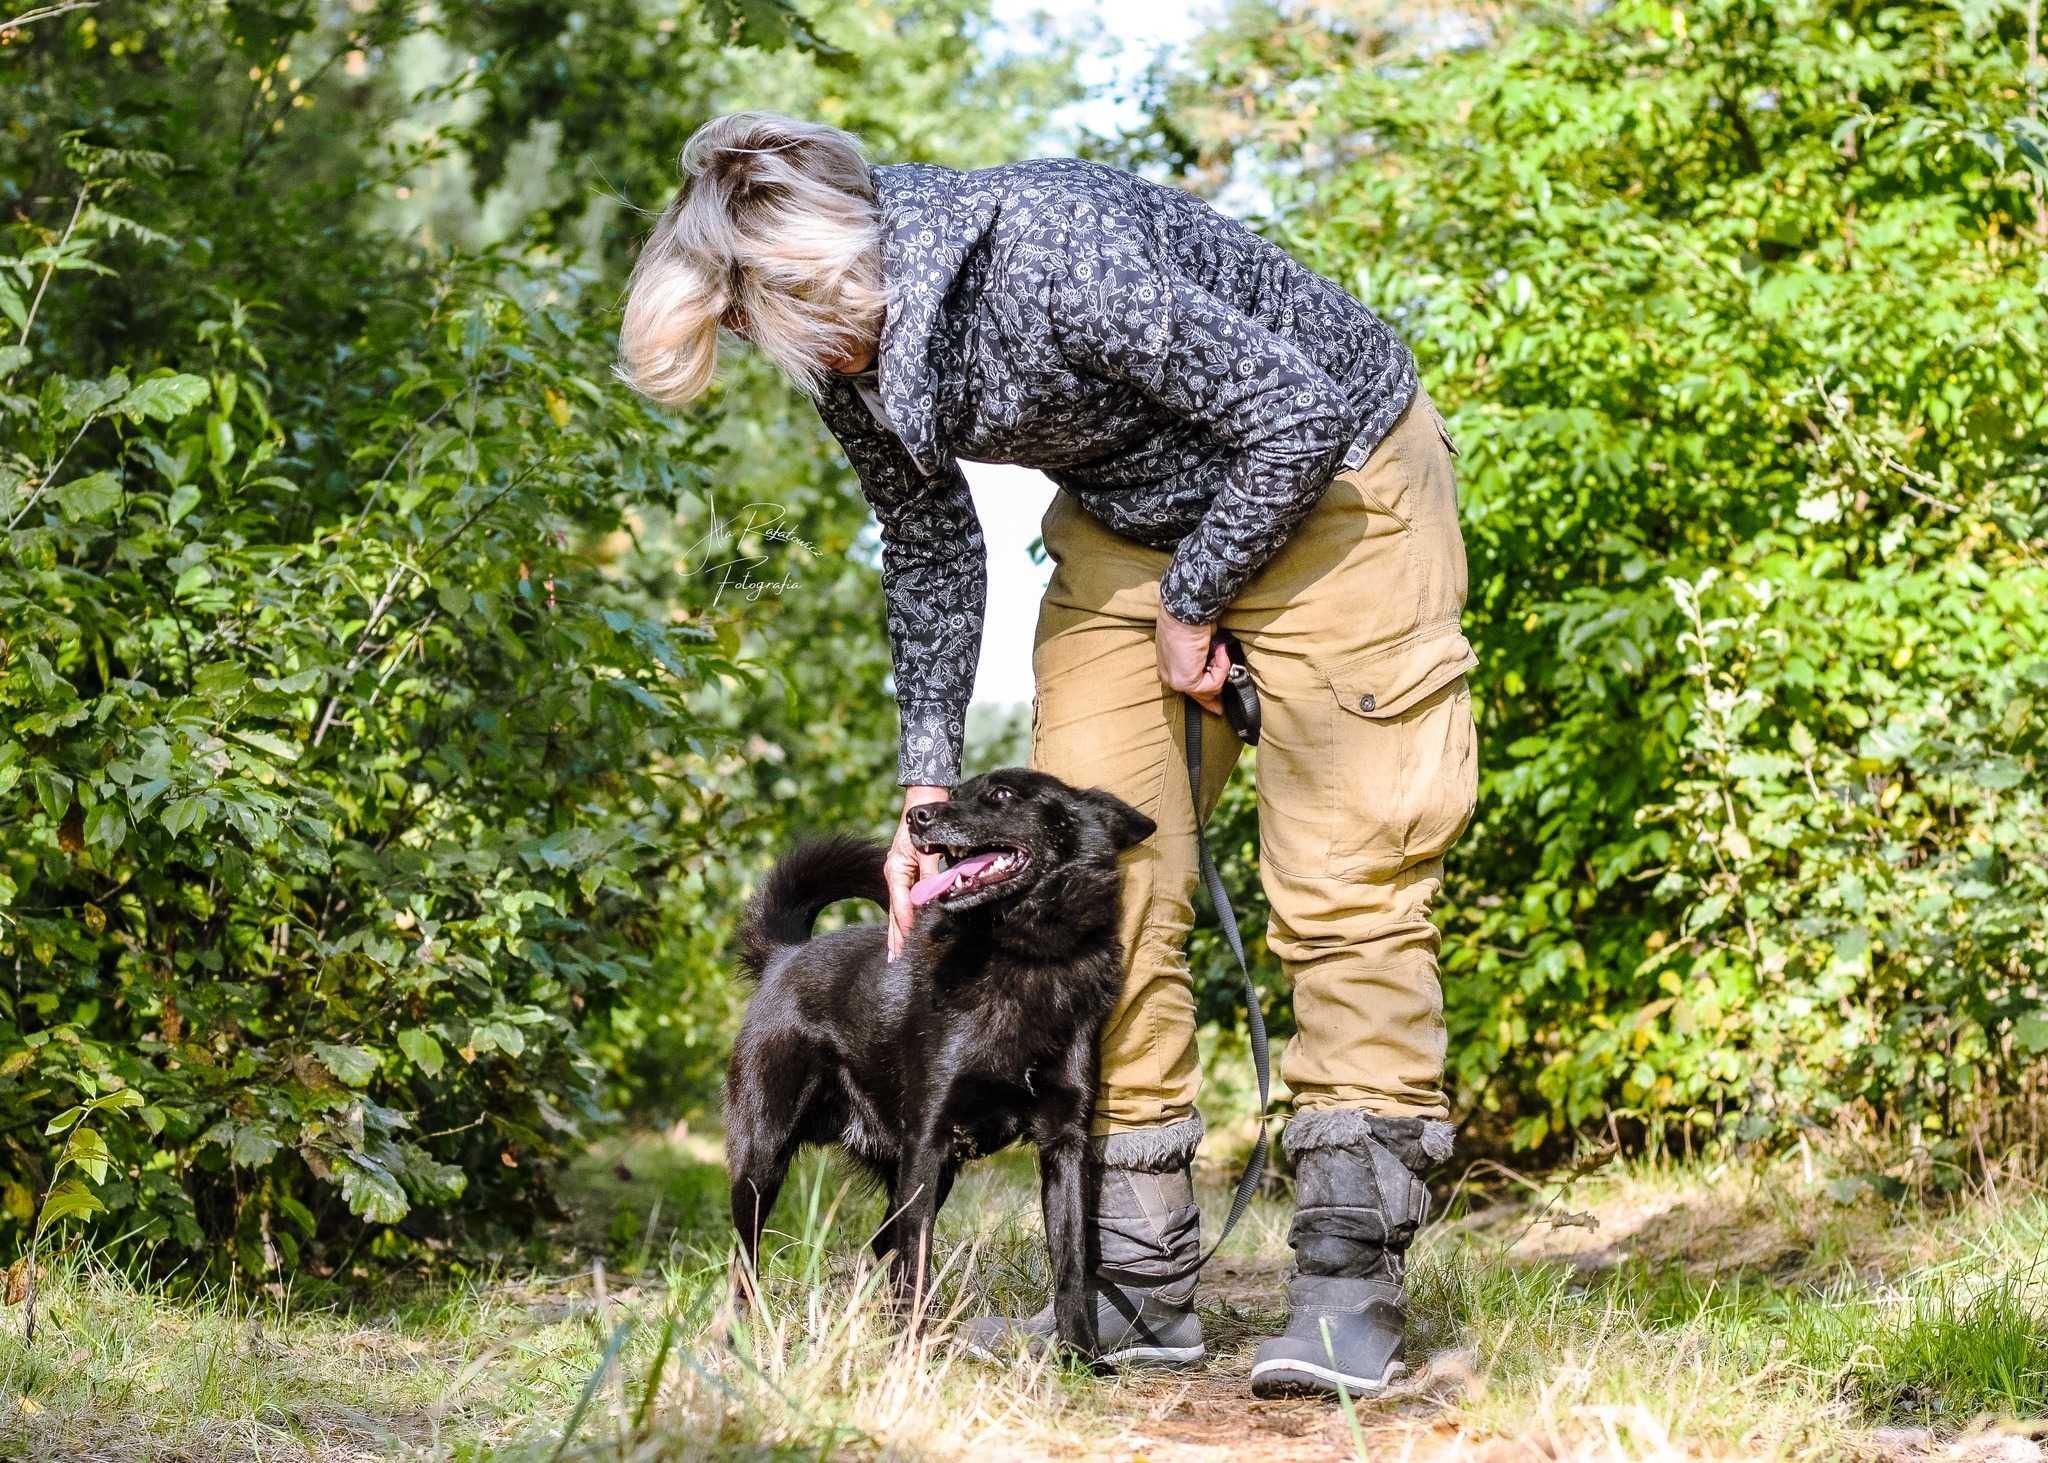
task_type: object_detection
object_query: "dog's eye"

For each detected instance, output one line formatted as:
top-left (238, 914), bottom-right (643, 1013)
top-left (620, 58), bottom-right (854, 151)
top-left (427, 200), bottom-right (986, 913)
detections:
top-left (984, 785), bottom-right (1014, 805)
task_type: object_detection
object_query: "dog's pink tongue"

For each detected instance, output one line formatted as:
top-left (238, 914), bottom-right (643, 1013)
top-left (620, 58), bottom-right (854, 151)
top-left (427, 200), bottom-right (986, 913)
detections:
top-left (909, 851), bottom-right (1000, 907)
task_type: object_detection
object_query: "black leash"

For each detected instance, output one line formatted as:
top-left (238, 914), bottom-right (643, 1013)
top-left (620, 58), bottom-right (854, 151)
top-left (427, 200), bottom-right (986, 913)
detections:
top-left (1102, 640), bottom-right (1271, 1288)
top-left (1176, 690), bottom-right (1273, 1272)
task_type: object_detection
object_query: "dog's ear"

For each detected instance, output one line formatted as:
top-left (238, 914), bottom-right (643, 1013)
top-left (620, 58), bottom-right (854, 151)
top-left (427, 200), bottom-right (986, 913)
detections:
top-left (1079, 788), bottom-right (1156, 851)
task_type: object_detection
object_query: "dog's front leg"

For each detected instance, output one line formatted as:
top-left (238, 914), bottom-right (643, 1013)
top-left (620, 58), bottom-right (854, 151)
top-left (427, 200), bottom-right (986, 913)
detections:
top-left (886, 1136), bottom-right (948, 1323)
top-left (1040, 1130), bottom-right (1098, 1360)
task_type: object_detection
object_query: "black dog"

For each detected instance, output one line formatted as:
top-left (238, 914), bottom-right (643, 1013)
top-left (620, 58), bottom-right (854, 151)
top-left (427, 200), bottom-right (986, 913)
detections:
top-left (723, 767), bottom-right (1155, 1357)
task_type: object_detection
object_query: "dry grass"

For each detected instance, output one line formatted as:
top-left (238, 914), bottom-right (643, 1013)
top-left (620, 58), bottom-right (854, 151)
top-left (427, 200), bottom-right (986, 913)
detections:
top-left (1, 1124), bottom-right (2045, 1460)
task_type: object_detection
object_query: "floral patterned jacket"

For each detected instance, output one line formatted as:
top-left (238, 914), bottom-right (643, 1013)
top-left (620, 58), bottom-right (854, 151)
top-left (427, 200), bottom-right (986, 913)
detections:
top-left (813, 156), bottom-right (1420, 787)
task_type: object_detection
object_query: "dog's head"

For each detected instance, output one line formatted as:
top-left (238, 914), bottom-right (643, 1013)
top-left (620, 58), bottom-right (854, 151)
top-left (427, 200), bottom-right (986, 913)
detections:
top-left (905, 768), bottom-right (1154, 921)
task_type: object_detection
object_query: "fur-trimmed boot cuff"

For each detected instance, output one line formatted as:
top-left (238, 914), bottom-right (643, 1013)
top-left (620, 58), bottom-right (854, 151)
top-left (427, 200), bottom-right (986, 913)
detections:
top-left (1092, 1112), bottom-right (1205, 1173)
top-left (1281, 1109), bottom-right (1454, 1177)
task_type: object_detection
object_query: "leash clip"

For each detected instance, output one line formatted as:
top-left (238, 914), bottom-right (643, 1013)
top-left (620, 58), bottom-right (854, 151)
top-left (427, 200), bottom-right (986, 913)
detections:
top-left (1216, 631), bottom-right (1260, 746)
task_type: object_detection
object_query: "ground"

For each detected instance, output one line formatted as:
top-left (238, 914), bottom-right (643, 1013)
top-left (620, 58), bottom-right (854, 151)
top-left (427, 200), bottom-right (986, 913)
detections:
top-left (2, 1122), bottom-right (2045, 1460)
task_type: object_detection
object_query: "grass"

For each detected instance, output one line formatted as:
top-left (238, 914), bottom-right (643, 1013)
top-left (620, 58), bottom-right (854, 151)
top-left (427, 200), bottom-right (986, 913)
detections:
top-left (3, 1123), bottom-right (2047, 1460)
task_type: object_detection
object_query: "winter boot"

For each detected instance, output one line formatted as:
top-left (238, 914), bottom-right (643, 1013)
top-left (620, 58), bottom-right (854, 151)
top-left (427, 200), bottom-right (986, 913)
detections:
top-left (1248, 1109), bottom-right (1453, 1398)
top-left (961, 1114), bottom-right (1206, 1368)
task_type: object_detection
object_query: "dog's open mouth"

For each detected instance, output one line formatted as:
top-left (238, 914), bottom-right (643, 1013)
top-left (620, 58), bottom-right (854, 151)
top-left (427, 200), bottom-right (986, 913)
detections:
top-left (908, 844), bottom-right (1032, 907)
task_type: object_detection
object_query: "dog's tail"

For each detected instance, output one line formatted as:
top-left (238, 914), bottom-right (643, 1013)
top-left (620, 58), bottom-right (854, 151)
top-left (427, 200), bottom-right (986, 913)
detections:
top-left (737, 833), bottom-right (890, 978)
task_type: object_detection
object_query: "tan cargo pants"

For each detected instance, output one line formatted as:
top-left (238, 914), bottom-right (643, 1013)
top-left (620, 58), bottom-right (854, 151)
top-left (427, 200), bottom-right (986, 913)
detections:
top-left (1028, 388), bottom-right (1478, 1133)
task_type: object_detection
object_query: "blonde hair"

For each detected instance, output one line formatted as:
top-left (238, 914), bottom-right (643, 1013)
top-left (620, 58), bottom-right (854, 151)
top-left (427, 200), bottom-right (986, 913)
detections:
top-left (616, 112), bottom-right (885, 405)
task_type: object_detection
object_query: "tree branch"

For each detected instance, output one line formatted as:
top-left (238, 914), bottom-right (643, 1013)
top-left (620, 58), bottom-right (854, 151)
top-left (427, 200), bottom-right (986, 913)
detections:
top-left (2030, 0), bottom-right (2046, 237)
top-left (5, 417), bottom-right (94, 532)
top-left (1, 0), bottom-right (97, 34)
top-left (310, 563), bottom-right (420, 748)
top-left (20, 183), bottom-right (87, 347)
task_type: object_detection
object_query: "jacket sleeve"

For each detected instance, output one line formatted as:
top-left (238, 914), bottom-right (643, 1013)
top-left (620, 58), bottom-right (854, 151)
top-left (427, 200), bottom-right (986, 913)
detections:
top-left (813, 375), bottom-right (986, 788)
top-left (1049, 228), bottom-right (1360, 625)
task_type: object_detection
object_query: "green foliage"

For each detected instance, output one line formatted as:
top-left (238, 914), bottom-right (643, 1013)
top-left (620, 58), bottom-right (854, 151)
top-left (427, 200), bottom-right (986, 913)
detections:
top-left (7, 1087), bottom-right (144, 1343)
top-left (2, 130), bottom-right (741, 1266)
top-left (1160, 0), bottom-right (2048, 1151)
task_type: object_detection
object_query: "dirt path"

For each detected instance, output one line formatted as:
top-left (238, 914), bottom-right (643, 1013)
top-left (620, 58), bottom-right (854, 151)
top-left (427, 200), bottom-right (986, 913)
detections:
top-left (986, 1257), bottom-right (1479, 1463)
top-left (1005, 1195), bottom-right (2048, 1463)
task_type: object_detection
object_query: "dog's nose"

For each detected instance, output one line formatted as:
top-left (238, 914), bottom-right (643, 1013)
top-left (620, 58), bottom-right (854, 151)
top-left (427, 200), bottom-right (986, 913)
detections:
top-left (906, 804), bottom-right (938, 833)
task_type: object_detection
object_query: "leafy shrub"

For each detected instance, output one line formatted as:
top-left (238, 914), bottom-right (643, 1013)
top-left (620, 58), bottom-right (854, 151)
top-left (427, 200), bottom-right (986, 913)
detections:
top-left (0, 57), bottom-right (742, 1269)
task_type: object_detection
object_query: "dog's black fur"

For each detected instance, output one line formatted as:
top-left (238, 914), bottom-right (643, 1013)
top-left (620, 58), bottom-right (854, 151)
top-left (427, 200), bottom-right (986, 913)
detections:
top-left (724, 767), bottom-right (1155, 1356)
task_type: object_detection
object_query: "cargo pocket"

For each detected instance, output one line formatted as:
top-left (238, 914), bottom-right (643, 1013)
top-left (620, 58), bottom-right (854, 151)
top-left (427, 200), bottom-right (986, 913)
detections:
top-left (1315, 629), bottom-right (1479, 881)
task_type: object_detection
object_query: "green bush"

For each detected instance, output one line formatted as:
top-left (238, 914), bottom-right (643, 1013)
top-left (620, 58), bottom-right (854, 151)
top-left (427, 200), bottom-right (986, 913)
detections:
top-left (0, 137), bottom-right (749, 1265)
top-left (1161, 0), bottom-right (2048, 1151)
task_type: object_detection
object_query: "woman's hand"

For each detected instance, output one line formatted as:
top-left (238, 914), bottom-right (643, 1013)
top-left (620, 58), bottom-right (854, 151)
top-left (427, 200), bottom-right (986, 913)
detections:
top-left (1155, 603), bottom-right (1229, 715)
top-left (886, 784), bottom-right (951, 962)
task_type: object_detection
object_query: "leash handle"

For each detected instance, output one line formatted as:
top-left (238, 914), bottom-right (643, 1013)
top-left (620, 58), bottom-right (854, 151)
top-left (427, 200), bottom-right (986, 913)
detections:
top-left (1100, 696), bottom-right (1270, 1289)
top-left (1217, 630), bottom-right (1261, 746)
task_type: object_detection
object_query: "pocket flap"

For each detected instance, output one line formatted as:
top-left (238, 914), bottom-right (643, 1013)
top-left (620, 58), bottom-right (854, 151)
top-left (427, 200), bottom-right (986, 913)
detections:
top-left (1321, 628), bottom-right (1477, 720)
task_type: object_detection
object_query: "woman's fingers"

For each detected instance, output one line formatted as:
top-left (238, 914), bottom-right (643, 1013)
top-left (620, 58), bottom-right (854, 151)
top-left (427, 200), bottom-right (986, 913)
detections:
top-left (1186, 641), bottom-right (1229, 714)
top-left (1153, 604), bottom-right (1231, 714)
top-left (885, 846), bottom-right (915, 962)
top-left (1154, 607), bottom-right (1215, 688)
top-left (887, 785), bottom-right (952, 963)
top-left (886, 846), bottom-right (943, 962)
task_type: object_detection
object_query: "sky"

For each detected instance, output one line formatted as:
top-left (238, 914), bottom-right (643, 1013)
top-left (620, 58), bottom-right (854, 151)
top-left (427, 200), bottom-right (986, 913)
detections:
top-left (957, 1), bottom-right (1213, 707)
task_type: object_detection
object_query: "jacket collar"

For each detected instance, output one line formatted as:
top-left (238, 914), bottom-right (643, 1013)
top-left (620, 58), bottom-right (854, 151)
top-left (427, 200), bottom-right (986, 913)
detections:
top-left (871, 161), bottom-right (1001, 476)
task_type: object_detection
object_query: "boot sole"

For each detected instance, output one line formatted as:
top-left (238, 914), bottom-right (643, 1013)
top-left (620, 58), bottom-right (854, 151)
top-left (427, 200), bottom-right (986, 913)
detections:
top-left (959, 1336), bottom-right (1208, 1369)
top-left (1248, 1356), bottom-right (1404, 1398)
top-left (1100, 1342), bottom-right (1206, 1369)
